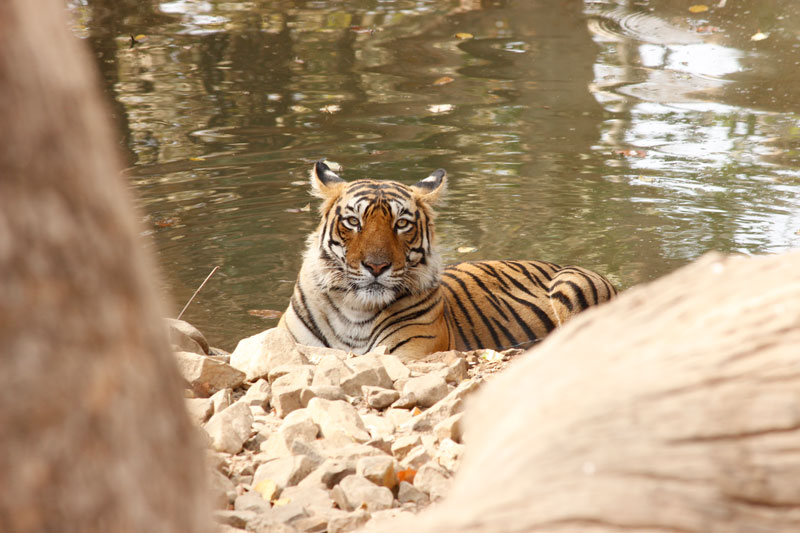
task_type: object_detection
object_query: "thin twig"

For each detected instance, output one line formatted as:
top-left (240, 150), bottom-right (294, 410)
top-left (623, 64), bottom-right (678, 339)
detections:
top-left (177, 266), bottom-right (220, 321)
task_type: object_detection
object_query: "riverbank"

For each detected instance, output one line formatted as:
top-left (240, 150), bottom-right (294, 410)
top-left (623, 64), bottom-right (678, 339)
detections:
top-left (169, 319), bottom-right (521, 532)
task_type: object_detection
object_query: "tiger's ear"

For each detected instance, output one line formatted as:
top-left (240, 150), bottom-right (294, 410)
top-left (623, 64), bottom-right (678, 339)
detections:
top-left (411, 169), bottom-right (447, 204)
top-left (310, 159), bottom-right (345, 199)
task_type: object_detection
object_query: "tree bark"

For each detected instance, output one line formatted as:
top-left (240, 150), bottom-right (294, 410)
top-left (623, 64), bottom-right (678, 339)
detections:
top-left (0, 1), bottom-right (209, 531)
top-left (376, 251), bottom-right (800, 532)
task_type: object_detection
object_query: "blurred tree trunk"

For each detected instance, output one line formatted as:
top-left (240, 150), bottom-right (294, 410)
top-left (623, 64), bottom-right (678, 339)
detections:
top-left (0, 1), bottom-right (209, 531)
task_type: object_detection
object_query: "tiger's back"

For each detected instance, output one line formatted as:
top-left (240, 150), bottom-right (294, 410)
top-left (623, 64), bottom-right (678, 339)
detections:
top-left (442, 260), bottom-right (618, 352)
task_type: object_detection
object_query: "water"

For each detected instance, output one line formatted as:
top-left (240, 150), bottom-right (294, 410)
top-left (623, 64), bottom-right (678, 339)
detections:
top-left (69, 0), bottom-right (800, 350)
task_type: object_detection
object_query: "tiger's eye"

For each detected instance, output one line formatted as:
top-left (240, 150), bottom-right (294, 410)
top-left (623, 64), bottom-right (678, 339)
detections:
top-left (395, 219), bottom-right (411, 231)
top-left (344, 216), bottom-right (360, 228)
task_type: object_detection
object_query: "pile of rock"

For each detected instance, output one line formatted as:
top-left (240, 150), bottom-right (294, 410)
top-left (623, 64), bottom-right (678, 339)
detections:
top-left (168, 320), bottom-right (511, 533)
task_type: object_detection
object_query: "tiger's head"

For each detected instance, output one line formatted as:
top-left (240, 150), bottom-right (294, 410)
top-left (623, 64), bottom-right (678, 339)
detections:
top-left (303, 160), bottom-right (447, 311)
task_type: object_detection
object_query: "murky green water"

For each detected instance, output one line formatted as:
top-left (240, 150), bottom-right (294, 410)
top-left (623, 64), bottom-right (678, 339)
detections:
top-left (70, 0), bottom-right (800, 349)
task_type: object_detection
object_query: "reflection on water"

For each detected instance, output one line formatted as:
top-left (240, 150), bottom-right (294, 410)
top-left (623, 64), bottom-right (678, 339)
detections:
top-left (69, 0), bottom-right (800, 349)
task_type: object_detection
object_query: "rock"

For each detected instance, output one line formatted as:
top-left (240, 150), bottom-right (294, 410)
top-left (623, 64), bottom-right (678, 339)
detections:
top-left (365, 437), bottom-right (393, 455)
top-left (339, 356), bottom-right (393, 397)
top-left (306, 398), bottom-right (371, 443)
top-left (445, 357), bottom-right (468, 384)
top-left (331, 474), bottom-right (394, 512)
top-left (390, 393), bottom-right (417, 409)
top-left (268, 500), bottom-right (309, 526)
top-left (436, 439), bottom-right (465, 472)
top-left (397, 481), bottom-right (428, 506)
top-left (279, 409), bottom-right (320, 446)
top-left (303, 385), bottom-right (345, 404)
top-left (166, 318), bottom-right (210, 354)
top-left (379, 354), bottom-right (411, 382)
top-left (384, 408), bottom-right (412, 426)
top-left (288, 440), bottom-right (326, 469)
top-left (208, 467), bottom-right (236, 509)
top-left (242, 379), bottom-right (271, 410)
top-left (210, 388), bottom-right (233, 414)
top-left (361, 413), bottom-right (396, 440)
top-left (311, 355), bottom-right (352, 388)
top-left (272, 385), bottom-right (305, 419)
top-left (298, 459), bottom-right (355, 489)
top-left (185, 397), bottom-right (213, 425)
top-left (413, 462), bottom-right (451, 502)
top-left (204, 401), bottom-right (254, 454)
top-left (391, 435), bottom-right (421, 461)
top-left (357, 456), bottom-right (397, 490)
top-left (367, 509), bottom-right (417, 529)
top-left (213, 509), bottom-right (258, 529)
top-left (292, 515), bottom-right (328, 533)
top-left (253, 478), bottom-right (280, 502)
top-left (406, 379), bottom-right (482, 432)
top-left (402, 374), bottom-right (448, 408)
top-left (270, 364), bottom-right (315, 388)
top-left (434, 413), bottom-right (463, 443)
top-left (400, 445), bottom-right (430, 470)
top-left (174, 351), bottom-right (246, 397)
top-left (230, 327), bottom-right (309, 381)
top-left (253, 455), bottom-right (317, 492)
top-left (321, 442), bottom-right (388, 464)
top-left (281, 485), bottom-right (336, 516)
top-left (259, 432), bottom-right (291, 459)
top-left (363, 386), bottom-right (400, 410)
top-left (327, 509), bottom-right (370, 533)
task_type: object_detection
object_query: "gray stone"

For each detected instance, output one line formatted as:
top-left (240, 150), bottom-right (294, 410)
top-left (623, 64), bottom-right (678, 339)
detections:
top-left (434, 412), bottom-right (464, 443)
top-left (242, 379), bottom-right (271, 410)
top-left (306, 398), bottom-right (370, 443)
top-left (365, 437), bottom-right (393, 455)
top-left (298, 459), bottom-right (355, 489)
top-left (326, 509), bottom-right (370, 533)
top-left (213, 509), bottom-right (258, 529)
top-left (269, 500), bottom-right (308, 526)
top-left (445, 356), bottom-right (468, 384)
top-left (166, 318), bottom-right (209, 354)
top-left (391, 392), bottom-right (417, 409)
top-left (230, 327), bottom-right (309, 381)
top-left (402, 374), bottom-right (448, 408)
top-left (311, 355), bottom-right (352, 388)
top-left (185, 397), bottom-right (213, 425)
top-left (279, 408), bottom-right (319, 446)
top-left (406, 378), bottom-right (482, 432)
top-left (253, 455), bottom-right (316, 491)
top-left (356, 455), bottom-right (397, 489)
top-left (400, 445), bottom-right (431, 470)
top-left (390, 434), bottom-right (421, 461)
top-left (436, 438), bottom-right (465, 472)
top-left (288, 440), bottom-right (325, 469)
top-left (406, 362), bottom-right (447, 375)
top-left (234, 491), bottom-right (272, 513)
top-left (303, 385), bottom-right (345, 404)
top-left (330, 474), bottom-right (394, 512)
top-left (174, 351), bottom-right (245, 397)
top-left (259, 432), bottom-right (291, 460)
top-left (413, 462), bottom-right (451, 501)
top-left (361, 413), bottom-right (395, 440)
top-left (270, 364), bottom-right (315, 388)
top-left (273, 385), bottom-right (305, 419)
top-left (210, 387), bottom-right (233, 414)
top-left (363, 386), bottom-right (399, 410)
top-left (204, 400), bottom-right (254, 454)
top-left (280, 484), bottom-right (335, 516)
top-left (292, 515), bottom-right (328, 533)
top-left (208, 467), bottom-right (236, 509)
top-left (397, 480), bottom-right (429, 505)
top-left (379, 354), bottom-right (411, 382)
top-left (320, 442), bottom-right (387, 464)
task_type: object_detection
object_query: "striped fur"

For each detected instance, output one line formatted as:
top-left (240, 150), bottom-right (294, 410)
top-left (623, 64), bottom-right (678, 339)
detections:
top-left (280, 160), bottom-right (617, 359)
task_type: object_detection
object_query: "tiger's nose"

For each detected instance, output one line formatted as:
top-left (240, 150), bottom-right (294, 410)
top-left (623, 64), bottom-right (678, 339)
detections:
top-left (363, 261), bottom-right (391, 277)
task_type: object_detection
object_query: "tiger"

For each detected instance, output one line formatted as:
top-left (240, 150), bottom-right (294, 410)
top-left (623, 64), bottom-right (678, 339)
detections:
top-left (279, 159), bottom-right (617, 360)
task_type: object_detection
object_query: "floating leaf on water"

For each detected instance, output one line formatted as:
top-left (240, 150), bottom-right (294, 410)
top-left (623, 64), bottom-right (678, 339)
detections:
top-left (285, 203), bottom-right (312, 213)
top-left (614, 149), bottom-right (647, 158)
top-left (637, 175), bottom-right (655, 183)
top-left (457, 246), bottom-right (478, 254)
top-left (750, 31), bottom-right (768, 41)
top-left (350, 25), bottom-right (379, 35)
top-left (695, 25), bottom-right (721, 33)
top-left (397, 468), bottom-right (417, 483)
top-left (134, 34), bottom-right (147, 41)
top-left (154, 217), bottom-right (179, 228)
top-left (688, 4), bottom-right (709, 13)
top-left (433, 76), bottom-right (455, 86)
top-left (321, 104), bottom-right (341, 114)
top-left (428, 104), bottom-right (454, 114)
top-left (189, 156), bottom-right (206, 161)
top-left (248, 309), bottom-right (284, 319)
top-left (455, 32), bottom-right (474, 39)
